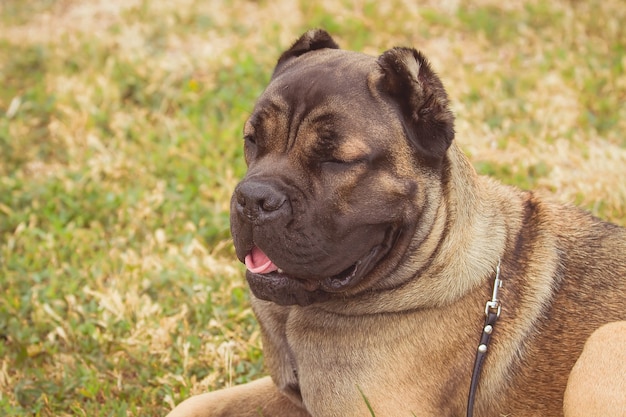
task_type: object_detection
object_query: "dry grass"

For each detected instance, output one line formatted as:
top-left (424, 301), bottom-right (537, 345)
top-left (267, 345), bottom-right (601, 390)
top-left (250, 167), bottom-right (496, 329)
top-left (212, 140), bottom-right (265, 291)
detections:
top-left (0, 0), bottom-right (624, 415)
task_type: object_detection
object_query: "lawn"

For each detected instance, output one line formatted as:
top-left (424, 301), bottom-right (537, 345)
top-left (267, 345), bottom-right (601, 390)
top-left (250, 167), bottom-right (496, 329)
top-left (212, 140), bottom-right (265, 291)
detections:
top-left (0, 0), bottom-right (624, 415)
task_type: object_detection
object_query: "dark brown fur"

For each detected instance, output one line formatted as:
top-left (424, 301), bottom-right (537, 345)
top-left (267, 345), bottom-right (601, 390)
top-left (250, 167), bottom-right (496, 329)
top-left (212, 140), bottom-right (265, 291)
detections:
top-left (168, 30), bottom-right (626, 417)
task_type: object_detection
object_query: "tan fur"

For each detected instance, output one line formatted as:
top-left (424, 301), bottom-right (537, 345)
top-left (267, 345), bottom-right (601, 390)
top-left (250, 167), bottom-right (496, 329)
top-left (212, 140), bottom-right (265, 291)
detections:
top-left (167, 31), bottom-right (626, 417)
top-left (563, 321), bottom-right (626, 417)
top-left (166, 376), bottom-right (310, 417)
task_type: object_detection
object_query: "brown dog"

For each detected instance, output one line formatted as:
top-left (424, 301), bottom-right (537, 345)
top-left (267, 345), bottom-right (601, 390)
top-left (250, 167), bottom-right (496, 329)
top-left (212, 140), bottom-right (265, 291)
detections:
top-left (168, 29), bottom-right (626, 417)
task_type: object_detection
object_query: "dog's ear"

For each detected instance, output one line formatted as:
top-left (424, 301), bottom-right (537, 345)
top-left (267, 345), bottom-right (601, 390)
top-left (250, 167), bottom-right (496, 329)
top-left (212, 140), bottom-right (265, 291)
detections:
top-left (273, 29), bottom-right (340, 76)
top-left (377, 47), bottom-right (455, 163)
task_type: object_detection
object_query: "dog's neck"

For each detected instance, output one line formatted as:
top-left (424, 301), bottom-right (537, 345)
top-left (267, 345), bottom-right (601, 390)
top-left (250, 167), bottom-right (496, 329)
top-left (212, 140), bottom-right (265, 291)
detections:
top-left (418, 143), bottom-right (510, 305)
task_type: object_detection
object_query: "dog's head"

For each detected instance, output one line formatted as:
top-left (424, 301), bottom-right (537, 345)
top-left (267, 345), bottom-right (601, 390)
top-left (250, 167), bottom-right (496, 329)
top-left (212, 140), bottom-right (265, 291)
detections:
top-left (230, 29), bottom-right (455, 306)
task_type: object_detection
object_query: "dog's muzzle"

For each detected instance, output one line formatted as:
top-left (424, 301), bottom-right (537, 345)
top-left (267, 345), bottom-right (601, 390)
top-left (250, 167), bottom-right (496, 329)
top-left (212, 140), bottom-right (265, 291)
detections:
top-left (234, 180), bottom-right (291, 223)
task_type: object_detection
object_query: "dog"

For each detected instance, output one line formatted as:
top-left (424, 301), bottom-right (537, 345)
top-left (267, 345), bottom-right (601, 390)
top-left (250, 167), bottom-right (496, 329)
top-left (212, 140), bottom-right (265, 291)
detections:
top-left (167, 29), bottom-right (626, 417)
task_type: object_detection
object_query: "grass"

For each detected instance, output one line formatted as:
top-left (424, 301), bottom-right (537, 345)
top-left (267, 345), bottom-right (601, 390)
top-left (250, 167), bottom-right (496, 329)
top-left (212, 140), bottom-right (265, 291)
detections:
top-left (0, 0), bottom-right (625, 415)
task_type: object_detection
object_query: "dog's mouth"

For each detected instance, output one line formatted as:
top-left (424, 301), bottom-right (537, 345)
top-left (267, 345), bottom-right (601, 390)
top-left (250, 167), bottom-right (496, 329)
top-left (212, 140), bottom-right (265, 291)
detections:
top-left (244, 228), bottom-right (399, 306)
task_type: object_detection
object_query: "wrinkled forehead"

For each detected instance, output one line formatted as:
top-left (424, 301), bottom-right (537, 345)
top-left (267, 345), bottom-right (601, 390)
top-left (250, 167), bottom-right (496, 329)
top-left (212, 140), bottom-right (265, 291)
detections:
top-left (272, 48), bottom-right (377, 83)
top-left (266, 49), bottom-right (378, 109)
top-left (246, 49), bottom-right (382, 131)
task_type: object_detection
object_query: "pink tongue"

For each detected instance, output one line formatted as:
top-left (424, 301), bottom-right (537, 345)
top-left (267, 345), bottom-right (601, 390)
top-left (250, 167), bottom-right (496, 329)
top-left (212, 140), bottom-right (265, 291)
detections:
top-left (245, 246), bottom-right (279, 274)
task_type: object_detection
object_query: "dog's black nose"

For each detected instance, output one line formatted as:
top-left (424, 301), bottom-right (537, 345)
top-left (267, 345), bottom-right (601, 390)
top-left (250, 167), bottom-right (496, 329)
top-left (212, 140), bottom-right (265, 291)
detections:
top-left (235, 181), bottom-right (289, 222)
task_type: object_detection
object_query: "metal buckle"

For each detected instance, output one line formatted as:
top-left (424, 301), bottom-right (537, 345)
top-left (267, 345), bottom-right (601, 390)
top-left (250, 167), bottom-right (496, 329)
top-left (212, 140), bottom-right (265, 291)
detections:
top-left (484, 260), bottom-right (502, 317)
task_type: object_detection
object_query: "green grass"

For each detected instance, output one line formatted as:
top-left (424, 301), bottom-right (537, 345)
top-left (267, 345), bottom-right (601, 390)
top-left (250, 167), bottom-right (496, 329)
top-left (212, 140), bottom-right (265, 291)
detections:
top-left (0, 0), bottom-right (625, 415)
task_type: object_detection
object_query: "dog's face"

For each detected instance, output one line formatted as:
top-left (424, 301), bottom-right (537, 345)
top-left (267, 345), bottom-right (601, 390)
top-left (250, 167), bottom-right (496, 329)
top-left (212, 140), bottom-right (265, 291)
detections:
top-left (230, 30), bottom-right (455, 306)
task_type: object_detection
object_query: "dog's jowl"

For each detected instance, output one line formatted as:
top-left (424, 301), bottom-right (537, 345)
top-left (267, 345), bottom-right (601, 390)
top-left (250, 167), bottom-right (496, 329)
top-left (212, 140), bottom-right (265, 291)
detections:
top-left (168, 30), bottom-right (626, 417)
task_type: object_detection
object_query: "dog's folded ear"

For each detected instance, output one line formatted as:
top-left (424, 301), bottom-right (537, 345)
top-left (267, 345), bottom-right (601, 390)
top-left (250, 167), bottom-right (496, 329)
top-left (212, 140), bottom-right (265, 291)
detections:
top-left (273, 29), bottom-right (340, 76)
top-left (377, 48), bottom-right (455, 163)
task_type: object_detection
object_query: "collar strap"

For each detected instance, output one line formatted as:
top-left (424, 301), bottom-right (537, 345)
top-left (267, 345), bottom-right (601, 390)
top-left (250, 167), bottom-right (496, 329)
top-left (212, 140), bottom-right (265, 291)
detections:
top-left (467, 260), bottom-right (502, 417)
